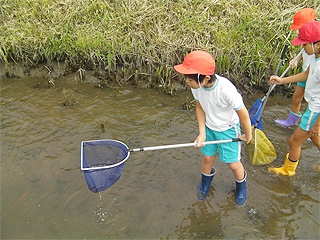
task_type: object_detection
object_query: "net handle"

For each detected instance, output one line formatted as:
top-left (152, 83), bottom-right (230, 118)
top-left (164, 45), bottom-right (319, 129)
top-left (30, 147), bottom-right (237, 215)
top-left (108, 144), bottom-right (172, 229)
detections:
top-left (255, 48), bottom-right (304, 126)
top-left (130, 138), bottom-right (241, 152)
top-left (268, 48), bottom-right (304, 93)
top-left (81, 138), bottom-right (241, 171)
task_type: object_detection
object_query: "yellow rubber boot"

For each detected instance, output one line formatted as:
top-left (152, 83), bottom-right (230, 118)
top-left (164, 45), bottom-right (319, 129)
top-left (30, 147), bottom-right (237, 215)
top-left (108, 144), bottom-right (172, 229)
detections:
top-left (268, 153), bottom-right (299, 176)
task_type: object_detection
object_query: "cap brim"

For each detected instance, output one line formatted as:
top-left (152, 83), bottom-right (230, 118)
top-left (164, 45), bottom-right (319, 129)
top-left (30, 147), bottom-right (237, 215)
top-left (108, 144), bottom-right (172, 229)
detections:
top-left (290, 24), bottom-right (301, 30)
top-left (292, 37), bottom-right (307, 46)
top-left (174, 64), bottom-right (198, 74)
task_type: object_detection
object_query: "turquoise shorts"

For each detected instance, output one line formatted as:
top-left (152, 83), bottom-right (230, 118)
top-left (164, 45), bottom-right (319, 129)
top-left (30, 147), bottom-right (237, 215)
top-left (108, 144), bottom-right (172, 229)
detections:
top-left (299, 107), bottom-right (319, 131)
top-left (201, 124), bottom-right (241, 163)
top-left (297, 81), bottom-right (306, 88)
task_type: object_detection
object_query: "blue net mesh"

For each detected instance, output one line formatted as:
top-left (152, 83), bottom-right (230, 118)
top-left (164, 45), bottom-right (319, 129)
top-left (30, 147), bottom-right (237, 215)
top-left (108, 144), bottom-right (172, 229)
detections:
top-left (248, 98), bottom-right (263, 130)
top-left (82, 140), bottom-right (129, 193)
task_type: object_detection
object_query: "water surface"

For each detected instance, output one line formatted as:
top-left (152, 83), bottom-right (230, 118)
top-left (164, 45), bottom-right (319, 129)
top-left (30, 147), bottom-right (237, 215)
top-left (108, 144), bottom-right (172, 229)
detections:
top-left (1, 75), bottom-right (319, 239)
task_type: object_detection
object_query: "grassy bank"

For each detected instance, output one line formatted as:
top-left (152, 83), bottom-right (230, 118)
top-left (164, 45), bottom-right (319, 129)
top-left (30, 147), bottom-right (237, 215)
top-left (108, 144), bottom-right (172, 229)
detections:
top-left (0, 0), bottom-right (318, 94)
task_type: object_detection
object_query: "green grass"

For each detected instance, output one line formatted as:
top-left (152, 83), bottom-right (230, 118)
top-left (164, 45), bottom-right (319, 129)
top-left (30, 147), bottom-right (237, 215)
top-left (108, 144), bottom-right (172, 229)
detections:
top-left (0, 0), bottom-right (318, 93)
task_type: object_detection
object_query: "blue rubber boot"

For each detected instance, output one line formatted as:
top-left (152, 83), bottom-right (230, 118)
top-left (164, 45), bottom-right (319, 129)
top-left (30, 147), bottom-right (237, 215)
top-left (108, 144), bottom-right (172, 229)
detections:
top-left (196, 167), bottom-right (216, 201)
top-left (235, 170), bottom-right (247, 207)
top-left (275, 110), bottom-right (302, 127)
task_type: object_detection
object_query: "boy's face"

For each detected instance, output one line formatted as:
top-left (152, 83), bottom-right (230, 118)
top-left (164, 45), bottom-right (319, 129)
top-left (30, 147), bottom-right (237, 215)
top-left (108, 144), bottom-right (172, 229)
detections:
top-left (185, 77), bottom-right (200, 89)
top-left (303, 43), bottom-right (315, 55)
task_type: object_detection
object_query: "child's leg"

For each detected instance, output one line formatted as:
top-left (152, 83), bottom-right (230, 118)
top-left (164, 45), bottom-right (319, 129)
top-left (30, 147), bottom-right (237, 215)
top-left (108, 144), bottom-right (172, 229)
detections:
top-left (201, 155), bottom-right (216, 174)
top-left (270, 107), bottom-right (318, 176)
top-left (197, 155), bottom-right (216, 201)
top-left (291, 85), bottom-right (305, 114)
top-left (310, 135), bottom-right (320, 150)
top-left (268, 127), bottom-right (310, 176)
top-left (288, 126), bottom-right (310, 160)
top-left (228, 161), bottom-right (244, 181)
top-left (228, 161), bottom-right (247, 206)
top-left (197, 127), bottom-right (218, 201)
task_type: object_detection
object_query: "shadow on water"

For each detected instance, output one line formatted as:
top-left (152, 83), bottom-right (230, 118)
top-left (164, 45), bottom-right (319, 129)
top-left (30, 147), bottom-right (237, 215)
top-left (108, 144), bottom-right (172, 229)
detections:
top-left (0, 74), bottom-right (319, 239)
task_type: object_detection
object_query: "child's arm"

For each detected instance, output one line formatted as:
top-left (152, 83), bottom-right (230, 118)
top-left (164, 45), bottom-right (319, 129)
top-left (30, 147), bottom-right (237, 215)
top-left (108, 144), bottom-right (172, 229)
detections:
top-left (270, 67), bottom-right (309, 85)
top-left (195, 101), bottom-right (206, 147)
top-left (236, 106), bottom-right (252, 144)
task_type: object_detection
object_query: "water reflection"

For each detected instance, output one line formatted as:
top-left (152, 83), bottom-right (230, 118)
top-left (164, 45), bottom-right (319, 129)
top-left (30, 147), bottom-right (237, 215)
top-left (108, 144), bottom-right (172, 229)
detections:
top-left (174, 201), bottom-right (224, 239)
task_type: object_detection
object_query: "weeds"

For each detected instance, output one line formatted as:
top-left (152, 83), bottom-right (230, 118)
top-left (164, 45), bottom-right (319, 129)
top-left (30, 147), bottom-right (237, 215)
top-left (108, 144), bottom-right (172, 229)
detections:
top-left (0, 0), bottom-right (318, 94)
top-left (180, 97), bottom-right (196, 112)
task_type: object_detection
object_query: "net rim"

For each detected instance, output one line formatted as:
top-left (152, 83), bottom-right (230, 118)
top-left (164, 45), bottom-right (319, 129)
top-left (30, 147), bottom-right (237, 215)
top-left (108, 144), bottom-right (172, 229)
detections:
top-left (80, 139), bottom-right (130, 171)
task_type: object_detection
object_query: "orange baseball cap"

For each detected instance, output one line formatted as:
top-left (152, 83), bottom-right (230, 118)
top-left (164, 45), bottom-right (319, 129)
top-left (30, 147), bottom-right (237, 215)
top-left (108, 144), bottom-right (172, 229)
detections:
top-left (292, 21), bottom-right (320, 45)
top-left (290, 8), bottom-right (316, 30)
top-left (174, 50), bottom-right (216, 76)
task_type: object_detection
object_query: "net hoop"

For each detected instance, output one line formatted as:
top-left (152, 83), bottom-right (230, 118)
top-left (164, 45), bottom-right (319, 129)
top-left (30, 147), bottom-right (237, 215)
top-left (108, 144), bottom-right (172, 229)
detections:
top-left (248, 126), bottom-right (277, 165)
top-left (248, 98), bottom-right (263, 130)
top-left (81, 139), bottom-right (130, 171)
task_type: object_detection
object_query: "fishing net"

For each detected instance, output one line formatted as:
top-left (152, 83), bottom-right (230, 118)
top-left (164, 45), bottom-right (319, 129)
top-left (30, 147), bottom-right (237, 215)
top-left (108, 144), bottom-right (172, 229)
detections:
top-left (248, 98), bottom-right (264, 130)
top-left (81, 140), bottom-right (130, 193)
top-left (248, 127), bottom-right (277, 165)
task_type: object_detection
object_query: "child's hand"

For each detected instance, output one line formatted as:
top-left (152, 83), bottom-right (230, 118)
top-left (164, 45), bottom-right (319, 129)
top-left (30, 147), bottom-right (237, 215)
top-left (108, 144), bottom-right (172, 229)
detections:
top-left (290, 59), bottom-right (298, 69)
top-left (310, 121), bottom-right (320, 138)
top-left (238, 134), bottom-right (251, 144)
top-left (194, 133), bottom-right (206, 148)
top-left (269, 75), bottom-right (283, 85)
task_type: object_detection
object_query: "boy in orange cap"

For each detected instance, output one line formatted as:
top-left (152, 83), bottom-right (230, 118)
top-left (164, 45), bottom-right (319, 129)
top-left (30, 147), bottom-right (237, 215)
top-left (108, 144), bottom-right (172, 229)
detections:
top-left (275, 8), bottom-right (317, 127)
top-left (174, 50), bottom-right (252, 206)
top-left (269, 21), bottom-right (320, 176)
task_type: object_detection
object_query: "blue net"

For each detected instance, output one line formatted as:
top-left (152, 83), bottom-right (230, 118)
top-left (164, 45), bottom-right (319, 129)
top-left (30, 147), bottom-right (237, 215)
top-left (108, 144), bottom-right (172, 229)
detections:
top-left (81, 140), bottom-right (129, 193)
top-left (248, 98), bottom-right (263, 130)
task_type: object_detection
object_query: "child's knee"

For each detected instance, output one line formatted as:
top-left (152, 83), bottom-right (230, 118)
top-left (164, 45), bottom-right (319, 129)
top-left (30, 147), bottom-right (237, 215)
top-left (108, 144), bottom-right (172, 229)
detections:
top-left (228, 161), bottom-right (243, 171)
top-left (202, 155), bottom-right (214, 164)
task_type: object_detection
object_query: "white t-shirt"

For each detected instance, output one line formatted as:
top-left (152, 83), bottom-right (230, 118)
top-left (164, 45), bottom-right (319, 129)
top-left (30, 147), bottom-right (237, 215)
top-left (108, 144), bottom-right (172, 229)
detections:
top-left (191, 74), bottom-right (244, 131)
top-left (305, 56), bottom-right (320, 113)
top-left (302, 50), bottom-right (314, 72)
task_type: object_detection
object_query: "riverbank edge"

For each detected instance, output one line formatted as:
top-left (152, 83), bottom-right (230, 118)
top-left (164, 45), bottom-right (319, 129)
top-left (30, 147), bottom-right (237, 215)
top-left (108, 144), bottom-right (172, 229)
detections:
top-left (0, 59), bottom-right (265, 98)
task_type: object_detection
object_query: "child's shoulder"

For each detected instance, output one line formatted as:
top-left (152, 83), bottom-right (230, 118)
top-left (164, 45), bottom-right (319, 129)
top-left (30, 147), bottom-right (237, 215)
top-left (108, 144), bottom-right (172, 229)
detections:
top-left (216, 74), bottom-right (236, 87)
top-left (216, 74), bottom-right (229, 82)
top-left (216, 74), bottom-right (242, 97)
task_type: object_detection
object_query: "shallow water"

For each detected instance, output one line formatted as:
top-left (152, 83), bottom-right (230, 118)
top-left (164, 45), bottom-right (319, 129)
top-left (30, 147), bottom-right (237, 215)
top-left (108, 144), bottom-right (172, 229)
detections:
top-left (1, 74), bottom-right (319, 239)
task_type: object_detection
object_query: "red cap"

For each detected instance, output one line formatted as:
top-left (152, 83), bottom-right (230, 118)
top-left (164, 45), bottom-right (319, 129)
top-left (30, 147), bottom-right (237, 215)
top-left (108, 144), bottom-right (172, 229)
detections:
top-left (290, 8), bottom-right (316, 30)
top-left (174, 50), bottom-right (216, 75)
top-left (292, 21), bottom-right (320, 45)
